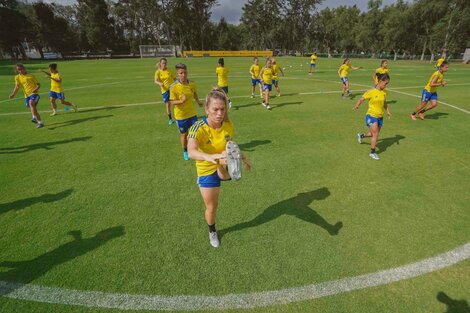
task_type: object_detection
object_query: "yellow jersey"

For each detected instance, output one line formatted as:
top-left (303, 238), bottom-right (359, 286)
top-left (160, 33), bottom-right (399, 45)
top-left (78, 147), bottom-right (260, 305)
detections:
top-left (363, 88), bottom-right (387, 118)
top-left (424, 71), bottom-right (444, 93)
top-left (250, 64), bottom-right (261, 79)
top-left (14, 73), bottom-right (39, 98)
top-left (272, 64), bottom-right (280, 80)
top-left (216, 66), bottom-right (229, 87)
top-left (50, 72), bottom-right (63, 93)
top-left (261, 67), bottom-right (274, 84)
top-left (339, 64), bottom-right (351, 77)
top-left (310, 54), bottom-right (317, 64)
top-left (169, 80), bottom-right (198, 120)
top-left (155, 69), bottom-right (175, 94)
top-left (374, 67), bottom-right (389, 84)
top-left (436, 58), bottom-right (445, 67)
top-left (188, 119), bottom-right (234, 176)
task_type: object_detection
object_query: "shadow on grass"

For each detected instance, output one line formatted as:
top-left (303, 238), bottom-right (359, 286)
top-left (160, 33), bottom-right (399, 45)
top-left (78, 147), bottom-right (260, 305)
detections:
top-left (219, 187), bottom-right (343, 239)
top-left (47, 115), bottom-right (113, 130)
top-left (349, 93), bottom-right (361, 100)
top-left (0, 136), bottom-right (92, 154)
top-left (425, 112), bottom-right (449, 120)
top-left (271, 101), bottom-right (303, 109)
top-left (238, 140), bottom-right (271, 152)
top-left (376, 134), bottom-right (405, 154)
top-left (233, 102), bottom-right (263, 110)
top-left (0, 189), bottom-right (73, 215)
top-left (77, 106), bottom-right (123, 113)
top-left (437, 292), bottom-right (470, 313)
top-left (0, 226), bottom-right (125, 296)
top-left (387, 100), bottom-right (398, 104)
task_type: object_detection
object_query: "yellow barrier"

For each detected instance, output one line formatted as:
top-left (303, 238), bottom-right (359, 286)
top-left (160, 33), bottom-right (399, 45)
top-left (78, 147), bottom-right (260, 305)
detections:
top-left (183, 50), bottom-right (273, 58)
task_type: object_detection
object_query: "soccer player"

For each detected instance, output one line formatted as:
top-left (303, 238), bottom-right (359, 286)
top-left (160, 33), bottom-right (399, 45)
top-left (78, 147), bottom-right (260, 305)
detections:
top-left (44, 63), bottom-right (77, 116)
top-left (154, 57), bottom-right (175, 125)
top-left (259, 57), bottom-right (274, 110)
top-left (271, 57), bottom-right (284, 97)
top-left (215, 58), bottom-right (232, 108)
top-left (435, 55), bottom-right (445, 70)
top-left (353, 73), bottom-right (392, 161)
top-left (8, 63), bottom-right (44, 128)
top-left (249, 57), bottom-right (262, 98)
top-left (410, 61), bottom-right (449, 120)
top-left (187, 88), bottom-right (251, 248)
top-left (338, 58), bottom-right (362, 98)
top-left (309, 52), bottom-right (318, 75)
top-left (373, 60), bottom-right (389, 86)
top-left (169, 63), bottom-right (203, 160)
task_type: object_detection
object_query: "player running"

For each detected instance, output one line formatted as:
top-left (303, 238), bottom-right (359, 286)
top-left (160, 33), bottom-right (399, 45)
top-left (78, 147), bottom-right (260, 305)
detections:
top-left (271, 57), bottom-right (284, 97)
top-left (373, 60), bottom-right (389, 87)
top-left (410, 61), bottom-right (449, 120)
top-left (187, 88), bottom-right (251, 248)
top-left (169, 63), bottom-right (203, 160)
top-left (154, 57), bottom-right (175, 125)
top-left (259, 57), bottom-right (274, 110)
top-left (338, 58), bottom-right (362, 98)
top-left (43, 63), bottom-right (77, 116)
top-left (249, 57), bottom-right (262, 98)
top-left (353, 73), bottom-right (392, 160)
top-left (215, 58), bottom-right (232, 108)
top-left (309, 52), bottom-right (318, 75)
top-left (8, 63), bottom-right (44, 128)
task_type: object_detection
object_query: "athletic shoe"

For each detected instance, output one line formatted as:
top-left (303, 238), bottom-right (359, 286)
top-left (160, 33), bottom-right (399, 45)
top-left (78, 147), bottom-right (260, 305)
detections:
top-left (262, 102), bottom-right (267, 108)
top-left (168, 119), bottom-right (174, 125)
top-left (31, 117), bottom-right (37, 124)
top-left (357, 133), bottom-right (363, 144)
top-left (228, 101), bottom-right (232, 109)
top-left (209, 231), bottom-right (220, 248)
top-left (410, 114), bottom-right (417, 121)
top-left (50, 111), bottom-right (57, 116)
top-left (251, 94), bottom-right (254, 98)
top-left (369, 152), bottom-right (379, 160)
top-left (418, 112), bottom-right (425, 120)
top-left (72, 104), bottom-right (78, 112)
top-left (277, 94), bottom-right (281, 97)
top-left (266, 104), bottom-right (271, 110)
top-left (183, 151), bottom-right (190, 161)
top-left (37, 122), bottom-right (44, 129)
top-left (226, 141), bottom-right (242, 181)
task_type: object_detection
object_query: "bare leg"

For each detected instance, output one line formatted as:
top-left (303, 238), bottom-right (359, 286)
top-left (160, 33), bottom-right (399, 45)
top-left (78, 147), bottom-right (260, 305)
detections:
top-left (50, 97), bottom-right (57, 112)
top-left (199, 187), bottom-right (220, 226)
top-left (180, 133), bottom-right (188, 150)
top-left (370, 123), bottom-right (380, 150)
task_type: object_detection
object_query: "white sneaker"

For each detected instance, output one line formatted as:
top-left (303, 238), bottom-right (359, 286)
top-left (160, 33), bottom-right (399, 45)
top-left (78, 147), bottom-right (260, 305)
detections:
top-left (209, 231), bottom-right (220, 248)
top-left (262, 102), bottom-right (267, 107)
top-left (266, 104), bottom-right (271, 110)
top-left (357, 133), bottom-right (362, 144)
top-left (369, 152), bottom-right (379, 160)
top-left (228, 101), bottom-right (232, 109)
top-left (51, 111), bottom-right (57, 116)
top-left (226, 141), bottom-right (242, 181)
top-left (251, 94), bottom-right (254, 98)
top-left (72, 104), bottom-right (78, 112)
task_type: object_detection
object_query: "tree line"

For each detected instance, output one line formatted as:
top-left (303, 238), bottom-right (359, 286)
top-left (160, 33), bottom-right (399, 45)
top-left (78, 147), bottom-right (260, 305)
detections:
top-left (0, 0), bottom-right (469, 59)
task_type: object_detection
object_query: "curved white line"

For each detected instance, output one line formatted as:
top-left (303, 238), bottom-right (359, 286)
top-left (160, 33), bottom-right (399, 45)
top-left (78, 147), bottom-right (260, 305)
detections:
top-left (1, 242), bottom-right (469, 311)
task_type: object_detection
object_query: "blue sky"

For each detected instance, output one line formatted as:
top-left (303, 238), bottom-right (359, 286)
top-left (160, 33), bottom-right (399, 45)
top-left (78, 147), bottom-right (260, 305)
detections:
top-left (42, 0), bottom-right (404, 24)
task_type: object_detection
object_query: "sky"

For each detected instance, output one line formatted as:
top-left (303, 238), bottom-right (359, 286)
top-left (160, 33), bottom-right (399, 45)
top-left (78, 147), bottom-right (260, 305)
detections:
top-left (42, 0), bottom-right (404, 25)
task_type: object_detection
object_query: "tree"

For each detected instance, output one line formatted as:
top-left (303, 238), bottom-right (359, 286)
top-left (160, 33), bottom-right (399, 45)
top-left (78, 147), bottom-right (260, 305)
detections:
top-left (0, 0), bottom-right (29, 59)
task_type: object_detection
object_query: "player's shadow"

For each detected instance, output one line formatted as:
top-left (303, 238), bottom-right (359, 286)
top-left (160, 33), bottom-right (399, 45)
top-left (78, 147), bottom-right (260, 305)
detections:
top-left (238, 140), bottom-right (271, 152)
top-left (0, 136), bottom-right (92, 154)
top-left (425, 112), bottom-right (449, 120)
top-left (78, 106), bottom-right (123, 113)
top-left (376, 134), bottom-right (405, 154)
top-left (233, 102), bottom-right (264, 110)
top-left (387, 100), bottom-right (398, 104)
top-left (0, 226), bottom-right (125, 296)
top-left (437, 291), bottom-right (470, 313)
top-left (47, 115), bottom-right (113, 130)
top-left (0, 189), bottom-right (73, 215)
top-left (271, 101), bottom-right (303, 109)
top-left (349, 93), bottom-right (361, 100)
top-left (219, 187), bottom-right (343, 239)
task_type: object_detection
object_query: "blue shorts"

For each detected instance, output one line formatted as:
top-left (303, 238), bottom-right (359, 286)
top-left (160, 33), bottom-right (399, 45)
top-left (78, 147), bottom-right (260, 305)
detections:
top-left (220, 86), bottom-right (229, 94)
top-left (263, 83), bottom-right (272, 91)
top-left (176, 115), bottom-right (198, 134)
top-left (162, 91), bottom-right (170, 103)
top-left (197, 171), bottom-right (221, 188)
top-left (251, 78), bottom-right (261, 86)
top-left (272, 79), bottom-right (278, 86)
top-left (310, 63), bottom-right (316, 67)
top-left (25, 94), bottom-right (40, 108)
top-left (340, 77), bottom-right (348, 85)
top-left (49, 91), bottom-right (65, 100)
top-left (421, 90), bottom-right (438, 102)
top-left (365, 114), bottom-right (383, 128)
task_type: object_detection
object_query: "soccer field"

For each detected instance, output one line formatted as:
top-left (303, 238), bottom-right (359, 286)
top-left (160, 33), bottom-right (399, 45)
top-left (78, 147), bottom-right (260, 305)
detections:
top-left (0, 57), bottom-right (469, 313)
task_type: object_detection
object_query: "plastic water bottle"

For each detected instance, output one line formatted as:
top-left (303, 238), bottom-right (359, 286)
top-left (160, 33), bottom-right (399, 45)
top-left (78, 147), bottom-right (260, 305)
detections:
top-left (63, 107), bottom-right (69, 111)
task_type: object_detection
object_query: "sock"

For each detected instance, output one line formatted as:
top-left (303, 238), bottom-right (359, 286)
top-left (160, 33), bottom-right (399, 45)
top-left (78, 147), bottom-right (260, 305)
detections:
top-left (370, 148), bottom-right (376, 154)
top-left (360, 134), bottom-right (365, 138)
top-left (419, 109), bottom-right (426, 114)
top-left (412, 112), bottom-right (417, 115)
top-left (184, 148), bottom-right (187, 152)
top-left (32, 115), bottom-right (37, 119)
top-left (168, 113), bottom-right (172, 120)
top-left (208, 224), bottom-right (216, 233)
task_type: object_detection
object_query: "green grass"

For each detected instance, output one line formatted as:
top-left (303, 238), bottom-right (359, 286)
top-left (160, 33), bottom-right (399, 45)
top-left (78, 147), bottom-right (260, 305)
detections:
top-left (0, 57), bottom-right (469, 312)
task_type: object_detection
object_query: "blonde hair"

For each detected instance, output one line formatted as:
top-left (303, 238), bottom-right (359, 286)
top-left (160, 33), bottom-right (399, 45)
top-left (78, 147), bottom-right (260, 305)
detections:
top-left (205, 87), bottom-right (229, 122)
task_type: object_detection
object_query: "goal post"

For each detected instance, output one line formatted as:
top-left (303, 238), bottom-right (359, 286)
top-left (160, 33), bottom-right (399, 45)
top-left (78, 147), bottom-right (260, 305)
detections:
top-left (139, 45), bottom-right (177, 58)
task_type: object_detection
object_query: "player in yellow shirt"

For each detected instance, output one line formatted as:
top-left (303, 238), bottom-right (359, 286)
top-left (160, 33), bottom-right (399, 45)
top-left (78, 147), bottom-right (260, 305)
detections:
top-left (169, 63), bottom-right (203, 160)
top-left (338, 58), bottom-right (362, 98)
top-left (373, 60), bottom-right (389, 86)
top-left (187, 88), bottom-right (251, 248)
top-left (353, 73), bottom-right (392, 160)
top-left (43, 63), bottom-right (77, 116)
top-left (435, 56), bottom-right (445, 70)
top-left (155, 57), bottom-right (176, 125)
top-left (271, 57), bottom-right (284, 97)
top-left (8, 63), bottom-right (44, 128)
top-left (249, 57), bottom-right (262, 98)
top-left (309, 52), bottom-right (318, 75)
top-left (410, 61), bottom-right (449, 120)
top-left (215, 58), bottom-right (232, 108)
top-left (259, 57), bottom-right (274, 110)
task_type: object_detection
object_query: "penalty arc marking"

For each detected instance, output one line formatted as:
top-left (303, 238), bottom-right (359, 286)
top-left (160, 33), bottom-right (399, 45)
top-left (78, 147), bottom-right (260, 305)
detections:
top-left (0, 242), bottom-right (469, 311)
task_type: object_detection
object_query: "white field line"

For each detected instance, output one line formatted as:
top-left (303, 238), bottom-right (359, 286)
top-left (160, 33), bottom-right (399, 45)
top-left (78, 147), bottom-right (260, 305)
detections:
top-left (0, 242), bottom-right (469, 311)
